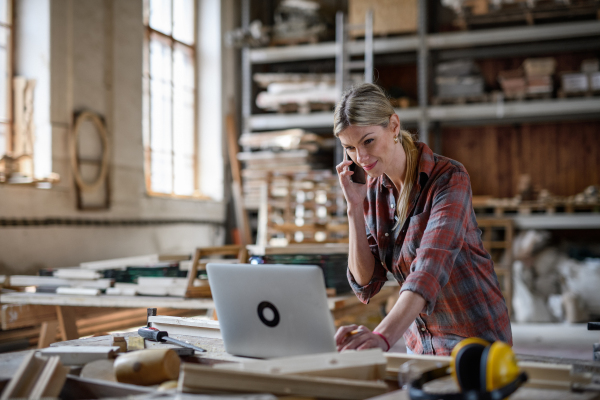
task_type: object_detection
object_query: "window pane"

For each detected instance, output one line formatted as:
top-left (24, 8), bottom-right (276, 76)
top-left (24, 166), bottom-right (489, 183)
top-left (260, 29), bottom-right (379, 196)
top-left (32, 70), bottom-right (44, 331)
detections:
top-left (149, 36), bottom-right (173, 193)
top-left (174, 155), bottom-right (194, 195)
top-left (149, 0), bottom-right (172, 35)
top-left (0, 0), bottom-right (8, 25)
top-left (0, 27), bottom-right (8, 122)
top-left (173, 0), bottom-right (194, 45)
top-left (151, 150), bottom-right (173, 194)
top-left (173, 44), bottom-right (194, 158)
top-left (173, 45), bottom-right (194, 195)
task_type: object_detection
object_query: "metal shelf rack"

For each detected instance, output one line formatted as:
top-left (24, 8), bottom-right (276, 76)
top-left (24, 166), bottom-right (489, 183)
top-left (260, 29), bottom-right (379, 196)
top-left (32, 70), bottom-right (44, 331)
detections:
top-left (239, 2), bottom-right (600, 230)
top-left (242, 13), bottom-right (600, 136)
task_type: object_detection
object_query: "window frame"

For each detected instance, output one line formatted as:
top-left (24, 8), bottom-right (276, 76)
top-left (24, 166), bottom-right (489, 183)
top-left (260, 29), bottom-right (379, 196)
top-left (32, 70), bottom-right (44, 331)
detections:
top-left (0, 0), bottom-right (13, 157)
top-left (142, 0), bottom-right (204, 199)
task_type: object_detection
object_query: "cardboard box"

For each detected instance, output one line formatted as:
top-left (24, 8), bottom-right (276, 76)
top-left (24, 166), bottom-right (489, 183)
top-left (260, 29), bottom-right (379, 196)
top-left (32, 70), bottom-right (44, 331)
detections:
top-left (523, 57), bottom-right (556, 77)
top-left (348, 0), bottom-right (417, 37)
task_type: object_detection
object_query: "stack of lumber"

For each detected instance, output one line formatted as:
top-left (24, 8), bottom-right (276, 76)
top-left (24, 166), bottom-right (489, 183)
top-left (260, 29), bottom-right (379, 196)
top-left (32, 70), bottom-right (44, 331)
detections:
top-left (254, 171), bottom-right (349, 246)
top-left (3, 254), bottom-right (215, 298)
top-left (239, 129), bottom-right (336, 209)
top-left (446, 0), bottom-right (600, 30)
top-left (254, 73), bottom-right (362, 114)
top-left (432, 59), bottom-right (486, 104)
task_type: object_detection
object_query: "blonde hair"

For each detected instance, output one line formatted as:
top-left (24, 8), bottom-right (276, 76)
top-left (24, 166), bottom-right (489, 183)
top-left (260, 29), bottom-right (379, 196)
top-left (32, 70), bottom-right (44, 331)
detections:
top-left (334, 83), bottom-right (418, 228)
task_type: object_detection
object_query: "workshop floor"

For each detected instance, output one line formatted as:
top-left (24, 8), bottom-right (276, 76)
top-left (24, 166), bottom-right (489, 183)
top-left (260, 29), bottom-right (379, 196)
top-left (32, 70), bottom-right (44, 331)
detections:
top-left (390, 323), bottom-right (597, 360)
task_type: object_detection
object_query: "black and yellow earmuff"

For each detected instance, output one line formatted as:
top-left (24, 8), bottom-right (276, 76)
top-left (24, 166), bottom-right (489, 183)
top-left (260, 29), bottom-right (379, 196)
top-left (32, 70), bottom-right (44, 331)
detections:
top-left (409, 338), bottom-right (528, 400)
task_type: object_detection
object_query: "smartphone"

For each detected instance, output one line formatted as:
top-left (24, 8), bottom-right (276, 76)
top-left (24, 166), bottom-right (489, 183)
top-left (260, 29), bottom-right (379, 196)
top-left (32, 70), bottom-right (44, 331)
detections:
top-left (345, 150), bottom-right (366, 184)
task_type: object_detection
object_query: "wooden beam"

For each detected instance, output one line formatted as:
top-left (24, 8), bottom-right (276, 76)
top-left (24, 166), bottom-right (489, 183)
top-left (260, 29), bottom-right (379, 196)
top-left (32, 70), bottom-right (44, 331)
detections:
top-left (37, 321), bottom-right (59, 349)
top-left (37, 346), bottom-right (120, 366)
top-left (178, 363), bottom-right (389, 399)
top-left (215, 349), bottom-right (386, 381)
top-left (55, 306), bottom-right (79, 341)
top-left (185, 245), bottom-right (248, 298)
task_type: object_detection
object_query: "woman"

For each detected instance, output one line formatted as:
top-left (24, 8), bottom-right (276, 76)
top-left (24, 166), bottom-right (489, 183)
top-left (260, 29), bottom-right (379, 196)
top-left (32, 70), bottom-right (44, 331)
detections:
top-left (334, 83), bottom-right (511, 355)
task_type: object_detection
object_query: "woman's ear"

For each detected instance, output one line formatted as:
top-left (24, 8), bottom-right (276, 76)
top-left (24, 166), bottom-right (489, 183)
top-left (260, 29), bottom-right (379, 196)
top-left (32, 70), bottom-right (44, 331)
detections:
top-left (389, 114), bottom-right (401, 135)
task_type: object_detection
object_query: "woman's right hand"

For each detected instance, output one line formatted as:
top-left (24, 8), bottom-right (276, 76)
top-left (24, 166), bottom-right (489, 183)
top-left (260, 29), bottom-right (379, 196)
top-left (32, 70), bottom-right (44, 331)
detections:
top-left (336, 159), bottom-right (368, 208)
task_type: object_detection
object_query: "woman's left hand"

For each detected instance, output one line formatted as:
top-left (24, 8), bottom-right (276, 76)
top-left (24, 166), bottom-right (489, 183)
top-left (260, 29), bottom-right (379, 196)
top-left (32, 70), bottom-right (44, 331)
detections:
top-left (335, 324), bottom-right (387, 351)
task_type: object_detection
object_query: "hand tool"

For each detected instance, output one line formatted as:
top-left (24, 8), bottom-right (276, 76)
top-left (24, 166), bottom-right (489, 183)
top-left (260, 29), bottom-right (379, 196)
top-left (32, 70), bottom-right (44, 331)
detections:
top-left (114, 348), bottom-right (180, 386)
top-left (138, 327), bottom-right (206, 353)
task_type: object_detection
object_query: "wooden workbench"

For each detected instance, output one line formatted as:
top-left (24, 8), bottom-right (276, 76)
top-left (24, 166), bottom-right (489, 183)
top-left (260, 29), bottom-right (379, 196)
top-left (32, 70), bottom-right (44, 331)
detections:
top-left (1, 332), bottom-right (598, 400)
top-left (0, 286), bottom-right (395, 317)
top-left (0, 286), bottom-right (396, 346)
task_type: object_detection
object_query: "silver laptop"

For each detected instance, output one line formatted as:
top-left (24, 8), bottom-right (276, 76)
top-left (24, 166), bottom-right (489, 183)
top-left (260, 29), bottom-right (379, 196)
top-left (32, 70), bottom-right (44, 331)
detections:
top-left (206, 263), bottom-right (337, 358)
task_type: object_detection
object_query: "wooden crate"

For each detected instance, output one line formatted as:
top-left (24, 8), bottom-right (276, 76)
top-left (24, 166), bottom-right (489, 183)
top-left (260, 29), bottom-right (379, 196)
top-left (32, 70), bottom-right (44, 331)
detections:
top-left (348, 0), bottom-right (417, 37)
top-left (477, 218), bottom-right (514, 318)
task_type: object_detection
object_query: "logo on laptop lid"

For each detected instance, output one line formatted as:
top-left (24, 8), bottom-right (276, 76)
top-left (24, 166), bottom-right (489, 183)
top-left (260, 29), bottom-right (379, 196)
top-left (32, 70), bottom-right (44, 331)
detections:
top-left (257, 301), bottom-right (280, 327)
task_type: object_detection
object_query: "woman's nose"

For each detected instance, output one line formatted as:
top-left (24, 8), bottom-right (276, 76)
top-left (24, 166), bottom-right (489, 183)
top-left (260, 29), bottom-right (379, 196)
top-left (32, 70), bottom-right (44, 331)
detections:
top-left (356, 149), bottom-right (368, 164)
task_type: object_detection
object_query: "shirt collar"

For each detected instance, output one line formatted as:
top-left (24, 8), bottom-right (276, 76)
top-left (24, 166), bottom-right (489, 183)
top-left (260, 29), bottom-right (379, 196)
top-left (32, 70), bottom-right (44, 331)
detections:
top-left (380, 141), bottom-right (434, 190)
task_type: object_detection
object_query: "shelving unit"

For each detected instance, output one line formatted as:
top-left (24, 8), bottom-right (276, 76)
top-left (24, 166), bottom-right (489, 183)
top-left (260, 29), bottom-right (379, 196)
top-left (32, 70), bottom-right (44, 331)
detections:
top-left (242, 17), bottom-right (600, 134)
top-left (239, 1), bottom-right (600, 231)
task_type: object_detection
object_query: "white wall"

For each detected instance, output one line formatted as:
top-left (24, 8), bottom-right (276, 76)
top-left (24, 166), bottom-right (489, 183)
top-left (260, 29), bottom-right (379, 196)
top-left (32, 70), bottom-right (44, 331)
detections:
top-left (0, 0), bottom-right (233, 274)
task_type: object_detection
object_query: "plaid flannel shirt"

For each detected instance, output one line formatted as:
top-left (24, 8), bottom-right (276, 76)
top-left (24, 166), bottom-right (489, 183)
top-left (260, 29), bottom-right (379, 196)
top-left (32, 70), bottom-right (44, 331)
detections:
top-left (347, 142), bottom-right (512, 355)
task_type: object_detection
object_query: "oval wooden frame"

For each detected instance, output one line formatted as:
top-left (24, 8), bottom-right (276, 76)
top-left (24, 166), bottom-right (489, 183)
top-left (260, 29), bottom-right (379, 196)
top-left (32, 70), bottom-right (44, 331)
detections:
top-left (70, 111), bottom-right (110, 193)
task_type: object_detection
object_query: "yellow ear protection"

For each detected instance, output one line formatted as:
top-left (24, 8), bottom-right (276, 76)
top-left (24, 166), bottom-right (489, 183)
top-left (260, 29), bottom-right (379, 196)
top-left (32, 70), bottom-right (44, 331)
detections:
top-left (409, 338), bottom-right (528, 400)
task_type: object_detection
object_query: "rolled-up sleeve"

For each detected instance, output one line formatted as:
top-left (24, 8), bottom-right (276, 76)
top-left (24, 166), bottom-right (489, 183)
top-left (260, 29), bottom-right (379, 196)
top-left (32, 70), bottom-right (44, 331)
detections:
top-left (400, 171), bottom-right (471, 314)
top-left (347, 231), bottom-right (388, 304)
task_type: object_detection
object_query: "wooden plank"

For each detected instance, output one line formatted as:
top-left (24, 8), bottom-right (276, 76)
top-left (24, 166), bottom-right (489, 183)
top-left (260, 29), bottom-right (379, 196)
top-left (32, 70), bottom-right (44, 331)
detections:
top-left (56, 306), bottom-right (79, 341)
top-left (215, 349), bottom-right (386, 381)
top-left (226, 107), bottom-right (252, 246)
top-left (53, 269), bottom-right (102, 280)
top-left (37, 321), bottom-right (59, 349)
top-left (1, 304), bottom-right (57, 330)
top-left (0, 292), bottom-right (217, 309)
top-left (56, 287), bottom-right (100, 296)
top-left (148, 316), bottom-right (221, 339)
top-left (247, 243), bottom-right (349, 256)
top-left (37, 346), bottom-right (120, 366)
top-left (8, 276), bottom-right (72, 287)
top-left (178, 363), bottom-right (389, 399)
top-left (28, 356), bottom-right (68, 399)
top-left (0, 352), bottom-right (45, 400)
top-left (519, 361), bottom-right (593, 391)
top-left (185, 246), bottom-right (247, 298)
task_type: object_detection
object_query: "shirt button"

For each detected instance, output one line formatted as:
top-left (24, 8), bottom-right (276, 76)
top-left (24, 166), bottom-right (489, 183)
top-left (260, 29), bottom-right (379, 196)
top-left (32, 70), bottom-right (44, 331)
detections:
top-left (421, 327), bottom-right (426, 332)
top-left (381, 261), bottom-right (385, 266)
top-left (391, 203), bottom-right (395, 208)
top-left (384, 233), bottom-right (389, 237)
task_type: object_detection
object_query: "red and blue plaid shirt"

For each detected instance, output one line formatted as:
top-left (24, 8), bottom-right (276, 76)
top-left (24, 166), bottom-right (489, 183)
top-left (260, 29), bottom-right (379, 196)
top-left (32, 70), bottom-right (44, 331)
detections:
top-left (348, 142), bottom-right (512, 355)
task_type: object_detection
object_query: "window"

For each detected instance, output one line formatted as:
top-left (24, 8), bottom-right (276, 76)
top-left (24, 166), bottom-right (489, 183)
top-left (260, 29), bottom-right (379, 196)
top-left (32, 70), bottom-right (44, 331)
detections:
top-left (143, 0), bottom-right (197, 197)
top-left (0, 0), bottom-right (12, 158)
